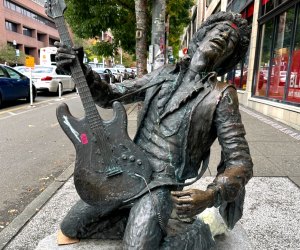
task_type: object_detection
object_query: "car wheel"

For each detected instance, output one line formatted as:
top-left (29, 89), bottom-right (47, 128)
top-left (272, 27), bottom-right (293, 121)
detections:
top-left (56, 83), bottom-right (63, 96)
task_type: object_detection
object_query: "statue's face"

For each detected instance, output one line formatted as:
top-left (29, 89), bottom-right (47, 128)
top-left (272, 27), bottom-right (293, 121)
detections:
top-left (190, 21), bottom-right (240, 73)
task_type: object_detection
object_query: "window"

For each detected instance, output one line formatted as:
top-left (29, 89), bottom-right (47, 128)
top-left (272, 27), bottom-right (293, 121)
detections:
top-left (279, 0), bottom-right (289, 5)
top-left (23, 27), bottom-right (33, 37)
top-left (268, 8), bottom-right (295, 101)
top-left (227, 0), bottom-right (253, 13)
top-left (0, 68), bottom-right (6, 77)
top-left (287, 10), bottom-right (300, 103)
top-left (253, 0), bottom-right (300, 105)
top-left (5, 67), bottom-right (22, 80)
top-left (255, 19), bottom-right (273, 96)
top-left (5, 21), bottom-right (17, 32)
top-left (261, 0), bottom-right (276, 15)
top-left (4, 0), bottom-right (56, 29)
top-left (49, 38), bottom-right (59, 46)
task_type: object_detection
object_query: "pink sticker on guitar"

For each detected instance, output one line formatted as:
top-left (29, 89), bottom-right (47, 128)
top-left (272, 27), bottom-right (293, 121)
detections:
top-left (81, 134), bottom-right (89, 145)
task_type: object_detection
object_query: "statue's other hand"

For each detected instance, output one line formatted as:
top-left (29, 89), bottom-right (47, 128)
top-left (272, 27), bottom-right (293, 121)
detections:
top-left (171, 189), bottom-right (214, 219)
top-left (54, 41), bottom-right (84, 73)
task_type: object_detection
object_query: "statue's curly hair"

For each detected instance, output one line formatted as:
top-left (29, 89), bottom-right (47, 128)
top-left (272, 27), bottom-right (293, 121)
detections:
top-left (187, 11), bottom-right (251, 76)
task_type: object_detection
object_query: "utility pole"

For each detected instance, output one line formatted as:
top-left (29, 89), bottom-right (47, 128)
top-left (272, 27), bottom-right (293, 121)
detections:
top-left (135, 0), bottom-right (148, 77)
top-left (150, 0), bottom-right (166, 71)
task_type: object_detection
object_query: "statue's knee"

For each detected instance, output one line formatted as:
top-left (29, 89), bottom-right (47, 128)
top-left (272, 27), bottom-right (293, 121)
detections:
top-left (60, 216), bottom-right (82, 238)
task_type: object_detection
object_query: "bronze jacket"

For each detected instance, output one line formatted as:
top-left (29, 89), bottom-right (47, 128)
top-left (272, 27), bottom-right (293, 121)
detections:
top-left (86, 64), bottom-right (253, 228)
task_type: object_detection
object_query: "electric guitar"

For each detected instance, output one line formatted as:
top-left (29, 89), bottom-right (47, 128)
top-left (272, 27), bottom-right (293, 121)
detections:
top-left (45, 0), bottom-right (152, 211)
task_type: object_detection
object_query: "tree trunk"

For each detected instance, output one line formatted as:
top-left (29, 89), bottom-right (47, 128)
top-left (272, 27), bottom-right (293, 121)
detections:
top-left (135, 0), bottom-right (148, 77)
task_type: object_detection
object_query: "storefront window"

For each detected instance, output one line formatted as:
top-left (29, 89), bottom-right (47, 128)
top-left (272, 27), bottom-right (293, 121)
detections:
top-left (268, 8), bottom-right (295, 100)
top-left (287, 10), bottom-right (300, 103)
top-left (261, 0), bottom-right (275, 15)
top-left (231, 63), bottom-right (244, 89)
top-left (255, 19), bottom-right (273, 97)
top-left (254, 2), bottom-right (300, 105)
top-left (279, 0), bottom-right (289, 4)
top-left (231, 0), bottom-right (248, 13)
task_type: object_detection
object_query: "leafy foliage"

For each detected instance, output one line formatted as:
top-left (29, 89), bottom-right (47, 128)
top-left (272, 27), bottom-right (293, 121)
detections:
top-left (64, 0), bottom-right (193, 59)
top-left (64, 0), bottom-right (137, 55)
top-left (0, 44), bottom-right (26, 66)
top-left (167, 0), bottom-right (194, 57)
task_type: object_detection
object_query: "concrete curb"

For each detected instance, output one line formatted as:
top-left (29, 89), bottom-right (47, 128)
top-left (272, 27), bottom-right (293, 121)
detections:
top-left (0, 163), bottom-right (75, 250)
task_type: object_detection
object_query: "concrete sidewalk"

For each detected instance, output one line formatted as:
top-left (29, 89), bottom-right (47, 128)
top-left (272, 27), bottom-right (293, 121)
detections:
top-left (1, 104), bottom-right (300, 249)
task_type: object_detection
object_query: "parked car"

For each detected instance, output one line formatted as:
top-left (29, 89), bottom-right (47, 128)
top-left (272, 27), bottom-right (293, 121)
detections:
top-left (14, 66), bottom-right (32, 77)
top-left (30, 65), bottom-right (75, 95)
top-left (106, 68), bottom-right (123, 82)
top-left (93, 68), bottom-right (116, 84)
top-left (0, 64), bottom-right (36, 107)
top-left (88, 62), bottom-right (105, 68)
top-left (115, 67), bottom-right (129, 80)
top-left (114, 64), bottom-right (125, 69)
top-left (131, 67), bottom-right (137, 77)
top-left (126, 68), bottom-right (136, 79)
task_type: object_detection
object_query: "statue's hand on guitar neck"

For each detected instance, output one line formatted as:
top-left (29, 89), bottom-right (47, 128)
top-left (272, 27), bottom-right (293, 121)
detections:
top-left (54, 41), bottom-right (85, 75)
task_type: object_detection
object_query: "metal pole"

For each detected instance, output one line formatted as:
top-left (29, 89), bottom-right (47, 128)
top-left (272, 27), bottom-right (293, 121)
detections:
top-left (30, 68), bottom-right (33, 106)
top-left (150, 0), bottom-right (166, 71)
top-left (59, 82), bottom-right (62, 99)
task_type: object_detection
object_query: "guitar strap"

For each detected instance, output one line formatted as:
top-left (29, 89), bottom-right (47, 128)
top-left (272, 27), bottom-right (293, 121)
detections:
top-left (110, 79), bottom-right (166, 103)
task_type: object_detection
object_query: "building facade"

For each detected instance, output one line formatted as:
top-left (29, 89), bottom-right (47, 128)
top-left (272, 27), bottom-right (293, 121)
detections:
top-left (0, 0), bottom-right (60, 64)
top-left (182, 0), bottom-right (300, 131)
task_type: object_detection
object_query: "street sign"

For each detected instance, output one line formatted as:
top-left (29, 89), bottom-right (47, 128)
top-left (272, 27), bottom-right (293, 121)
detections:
top-left (25, 56), bottom-right (35, 68)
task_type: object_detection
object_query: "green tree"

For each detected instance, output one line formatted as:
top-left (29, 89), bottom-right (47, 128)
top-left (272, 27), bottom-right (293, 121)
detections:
top-left (63, 0), bottom-right (192, 71)
top-left (167, 0), bottom-right (193, 58)
top-left (0, 44), bottom-right (26, 66)
top-left (64, 0), bottom-right (138, 54)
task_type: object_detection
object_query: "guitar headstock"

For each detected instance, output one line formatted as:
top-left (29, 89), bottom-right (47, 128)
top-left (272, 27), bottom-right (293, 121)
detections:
top-left (45, 0), bottom-right (67, 19)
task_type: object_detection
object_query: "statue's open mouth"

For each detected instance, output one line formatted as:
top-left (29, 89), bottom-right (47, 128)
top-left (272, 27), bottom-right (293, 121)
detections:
top-left (210, 38), bottom-right (226, 51)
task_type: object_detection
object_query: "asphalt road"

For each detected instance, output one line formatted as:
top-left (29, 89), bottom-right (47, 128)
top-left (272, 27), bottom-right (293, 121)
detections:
top-left (0, 92), bottom-right (115, 232)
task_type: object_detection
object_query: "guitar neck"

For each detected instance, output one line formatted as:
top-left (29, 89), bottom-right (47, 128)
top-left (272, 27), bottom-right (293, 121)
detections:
top-left (54, 16), bottom-right (102, 130)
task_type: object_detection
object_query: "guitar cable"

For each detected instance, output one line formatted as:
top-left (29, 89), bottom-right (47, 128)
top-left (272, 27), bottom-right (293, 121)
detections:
top-left (134, 173), bottom-right (167, 236)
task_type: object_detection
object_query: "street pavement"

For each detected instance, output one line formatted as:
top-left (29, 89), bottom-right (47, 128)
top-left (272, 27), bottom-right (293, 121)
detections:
top-left (0, 103), bottom-right (300, 250)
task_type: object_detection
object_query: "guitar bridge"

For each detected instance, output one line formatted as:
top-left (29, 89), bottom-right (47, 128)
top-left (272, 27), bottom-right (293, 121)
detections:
top-left (105, 166), bottom-right (123, 177)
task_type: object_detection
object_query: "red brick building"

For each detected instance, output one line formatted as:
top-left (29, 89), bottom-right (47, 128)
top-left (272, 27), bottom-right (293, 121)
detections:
top-left (0, 0), bottom-right (60, 64)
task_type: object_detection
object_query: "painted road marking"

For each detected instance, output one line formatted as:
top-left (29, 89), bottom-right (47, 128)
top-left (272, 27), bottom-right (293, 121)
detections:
top-left (0, 96), bottom-right (78, 120)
